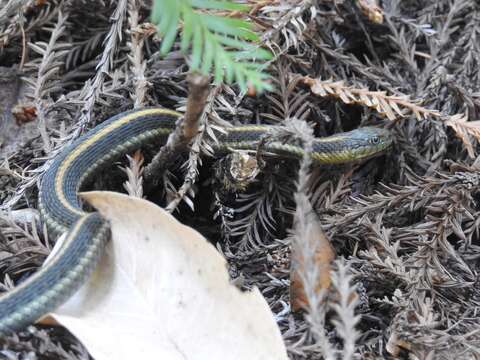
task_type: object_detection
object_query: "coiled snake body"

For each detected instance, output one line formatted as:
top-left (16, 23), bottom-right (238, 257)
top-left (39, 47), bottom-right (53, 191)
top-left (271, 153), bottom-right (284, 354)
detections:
top-left (0, 108), bottom-right (392, 333)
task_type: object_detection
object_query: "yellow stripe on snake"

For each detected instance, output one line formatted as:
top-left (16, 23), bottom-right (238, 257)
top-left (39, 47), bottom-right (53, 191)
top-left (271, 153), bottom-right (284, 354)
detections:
top-left (0, 107), bottom-right (392, 333)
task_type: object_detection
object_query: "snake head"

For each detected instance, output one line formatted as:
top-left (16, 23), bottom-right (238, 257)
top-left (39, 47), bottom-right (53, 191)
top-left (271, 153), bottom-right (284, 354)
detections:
top-left (311, 126), bottom-right (393, 164)
top-left (345, 126), bottom-right (393, 160)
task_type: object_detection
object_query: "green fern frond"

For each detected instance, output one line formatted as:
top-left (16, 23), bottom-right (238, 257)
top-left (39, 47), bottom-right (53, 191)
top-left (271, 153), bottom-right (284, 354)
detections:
top-left (152, 0), bottom-right (272, 92)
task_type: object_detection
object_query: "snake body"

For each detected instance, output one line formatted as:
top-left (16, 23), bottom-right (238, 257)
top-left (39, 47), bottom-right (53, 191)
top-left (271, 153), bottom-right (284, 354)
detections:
top-left (0, 107), bottom-right (392, 334)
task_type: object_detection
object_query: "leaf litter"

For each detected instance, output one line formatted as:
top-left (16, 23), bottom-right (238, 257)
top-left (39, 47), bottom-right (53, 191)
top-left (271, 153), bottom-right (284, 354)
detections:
top-left (0, 1), bottom-right (480, 359)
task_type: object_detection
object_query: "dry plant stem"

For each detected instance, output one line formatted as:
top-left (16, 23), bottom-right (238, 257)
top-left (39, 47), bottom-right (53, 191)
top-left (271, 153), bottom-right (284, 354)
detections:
top-left (30, 11), bottom-right (68, 153)
top-left (232, 0), bottom-right (312, 105)
top-left (1, 11), bottom-right (71, 211)
top-left (0, 4), bottom-right (26, 48)
top-left (290, 159), bottom-right (335, 312)
top-left (127, 0), bottom-right (148, 108)
top-left (303, 32), bottom-right (398, 91)
top-left (289, 119), bottom-right (336, 360)
top-left (143, 73), bottom-right (211, 185)
top-left (163, 85), bottom-right (222, 213)
top-left (260, 0), bottom-right (313, 45)
top-left (330, 260), bottom-right (360, 360)
top-left (183, 73), bottom-right (211, 139)
top-left (122, 150), bottom-right (144, 198)
top-left (0, 0), bottom-right (28, 25)
top-left (19, 24), bottom-right (26, 70)
top-left (71, 0), bottom-right (128, 138)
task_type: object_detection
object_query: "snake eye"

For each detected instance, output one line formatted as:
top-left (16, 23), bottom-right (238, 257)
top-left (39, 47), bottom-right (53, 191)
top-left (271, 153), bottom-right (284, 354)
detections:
top-left (370, 136), bottom-right (380, 145)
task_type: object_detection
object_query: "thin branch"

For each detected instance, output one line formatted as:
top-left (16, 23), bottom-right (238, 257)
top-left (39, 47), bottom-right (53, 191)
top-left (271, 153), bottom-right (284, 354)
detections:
top-left (144, 73), bottom-right (211, 186)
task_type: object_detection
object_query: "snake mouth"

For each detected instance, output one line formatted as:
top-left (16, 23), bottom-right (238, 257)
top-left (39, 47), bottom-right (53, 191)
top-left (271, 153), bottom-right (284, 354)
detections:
top-left (348, 145), bottom-right (391, 163)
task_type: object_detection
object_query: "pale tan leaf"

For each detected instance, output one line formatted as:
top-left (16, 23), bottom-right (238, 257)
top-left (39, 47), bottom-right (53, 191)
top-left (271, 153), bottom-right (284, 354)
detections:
top-left (51, 191), bottom-right (287, 360)
top-left (290, 200), bottom-right (335, 312)
top-left (301, 76), bottom-right (439, 121)
top-left (445, 114), bottom-right (480, 158)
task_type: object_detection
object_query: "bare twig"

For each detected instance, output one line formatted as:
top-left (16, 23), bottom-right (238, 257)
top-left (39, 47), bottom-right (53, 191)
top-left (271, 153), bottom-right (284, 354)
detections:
top-left (144, 72), bottom-right (210, 185)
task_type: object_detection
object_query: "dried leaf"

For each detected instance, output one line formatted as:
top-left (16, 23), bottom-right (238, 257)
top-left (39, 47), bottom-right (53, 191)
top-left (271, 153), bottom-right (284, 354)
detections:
top-left (290, 205), bottom-right (335, 312)
top-left (445, 113), bottom-right (480, 158)
top-left (302, 76), bottom-right (440, 121)
top-left (51, 191), bottom-right (288, 360)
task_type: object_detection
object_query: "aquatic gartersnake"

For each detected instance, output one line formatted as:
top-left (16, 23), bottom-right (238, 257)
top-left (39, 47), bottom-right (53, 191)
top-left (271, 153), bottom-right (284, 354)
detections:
top-left (0, 107), bottom-right (392, 334)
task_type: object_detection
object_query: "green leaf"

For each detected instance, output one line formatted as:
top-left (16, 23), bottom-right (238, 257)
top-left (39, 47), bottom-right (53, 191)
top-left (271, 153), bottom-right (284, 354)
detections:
top-left (191, 0), bottom-right (249, 12)
top-left (156, 0), bottom-right (177, 35)
top-left (152, 0), bottom-right (273, 93)
top-left (216, 36), bottom-right (255, 51)
top-left (160, 7), bottom-right (179, 54)
top-left (181, 10), bottom-right (194, 52)
top-left (224, 55), bottom-right (234, 83)
top-left (191, 25), bottom-right (203, 69)
top-left (235, 66), bottom-right (246, 92)
top-left (230, 48), bottom-right (272, 61)
top-left (214, 51), bottom-right (225, 83)
top-left (201, 37), bottom-right (214, 73)
top-left (151, 2), bottom-right (161, 23)
top-left (203, 15), bottom-right (258, 41)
